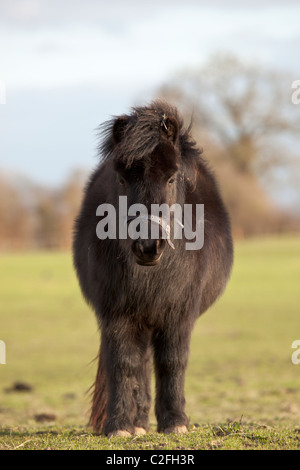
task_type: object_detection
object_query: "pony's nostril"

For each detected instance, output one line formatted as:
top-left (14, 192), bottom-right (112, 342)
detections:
top-left (156, 239), bottom-right (166, 254)
top-left (131, 238), bottom-right (166, 266)
top-left (140, 240), bottom-right (158, 256)
top-left (131, 239), bottom-right (146, 258)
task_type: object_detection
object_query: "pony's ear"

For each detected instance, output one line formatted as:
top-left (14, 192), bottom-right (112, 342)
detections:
top-left (160, 116), bottom-right (179, 144)
top-left (112, 115), bottom-right (130, 145)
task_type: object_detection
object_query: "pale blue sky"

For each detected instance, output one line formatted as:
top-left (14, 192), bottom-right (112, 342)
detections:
top-left (0, 0), bottom-right (299, 203)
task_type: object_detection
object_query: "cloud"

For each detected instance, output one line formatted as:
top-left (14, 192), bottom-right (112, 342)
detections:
top-left (1, 2), bottom-right (300, 93)
top-left (1, 0), bottom-right (300, 192)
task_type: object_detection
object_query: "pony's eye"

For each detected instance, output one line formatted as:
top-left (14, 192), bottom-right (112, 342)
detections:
top-left (168, 178), bottom-right (175, 185)
top-left (119, 177), bottom-right (125, 186)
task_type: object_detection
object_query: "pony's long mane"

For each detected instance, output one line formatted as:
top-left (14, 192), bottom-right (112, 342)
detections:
top-left (97, 100), bottom-right (202, 168)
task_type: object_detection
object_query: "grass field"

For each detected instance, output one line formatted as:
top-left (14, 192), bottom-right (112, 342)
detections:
top-left (0, 236), bottom-right (299, 450)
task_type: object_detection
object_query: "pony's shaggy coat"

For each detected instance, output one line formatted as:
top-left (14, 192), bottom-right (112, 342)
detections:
top-left (73, 100), bottom-right (233, 435)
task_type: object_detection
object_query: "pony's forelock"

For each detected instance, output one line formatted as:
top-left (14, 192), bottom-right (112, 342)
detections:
top-left (97, 100), bottom-right (190, 168)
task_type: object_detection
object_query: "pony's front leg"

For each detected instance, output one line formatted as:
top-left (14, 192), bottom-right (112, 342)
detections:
top-left (101, 324), bottom-right (151, 437)
top-left (153, 325), bottom-right (192, 434)
top-left (133, 346), bottom-right (152, 434)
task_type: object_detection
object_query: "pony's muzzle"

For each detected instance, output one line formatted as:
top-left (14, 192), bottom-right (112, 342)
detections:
top-left (131, 238), bottom-right (166, 266)
top-left (127, 214), bottom-right (171, 266)
top-left (126, 214), bottom-right (175, 249)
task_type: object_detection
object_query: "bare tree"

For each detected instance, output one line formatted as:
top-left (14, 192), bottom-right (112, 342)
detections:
top-left (159, 54), bottom-right (300, 236)
top-left (56, 169), bottom-right (86, 249)
top-left (35, 169), bottom-right (86, 249)
top-left (160, 54), bottom-right (300, 175)
top-left (0, 173), bottom-right (34, 249)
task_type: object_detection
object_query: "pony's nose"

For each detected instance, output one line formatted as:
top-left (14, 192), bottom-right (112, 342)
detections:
top-left (131, 238), bottom-right (166, 266)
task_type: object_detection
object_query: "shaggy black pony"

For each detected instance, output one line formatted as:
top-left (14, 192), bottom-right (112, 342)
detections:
top-left (73, 100), bottom-right (233, 437)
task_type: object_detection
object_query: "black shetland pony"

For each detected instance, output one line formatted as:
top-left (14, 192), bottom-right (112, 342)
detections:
top-left (73, 100), bottom-right (233, 437)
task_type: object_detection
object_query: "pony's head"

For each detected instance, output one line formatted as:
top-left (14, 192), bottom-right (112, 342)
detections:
top-left (100, 100), bottom-right (200, 266)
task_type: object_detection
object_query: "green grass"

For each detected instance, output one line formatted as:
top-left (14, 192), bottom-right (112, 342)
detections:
top-left (0, 235), bottom-right (300, 450)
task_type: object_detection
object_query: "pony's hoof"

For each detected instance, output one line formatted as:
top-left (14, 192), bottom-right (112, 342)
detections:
top-left (163, 425), bottom-right (188, 434)
top-left (134, 427), bottom-right (147, 435)
top-left (108, 430), bottom-right (131, 438)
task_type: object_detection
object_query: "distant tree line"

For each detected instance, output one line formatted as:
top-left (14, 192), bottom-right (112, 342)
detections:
top-left (0, 170), bottom-right (86, 251)
top-left (0, 55), bottom-right (299, 251)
